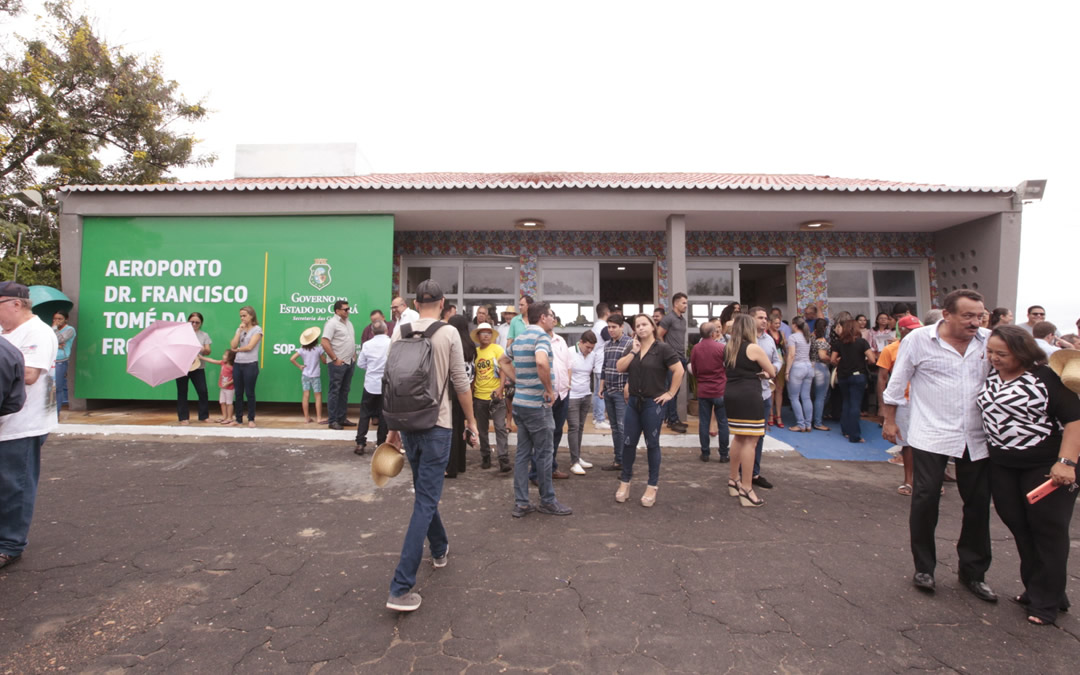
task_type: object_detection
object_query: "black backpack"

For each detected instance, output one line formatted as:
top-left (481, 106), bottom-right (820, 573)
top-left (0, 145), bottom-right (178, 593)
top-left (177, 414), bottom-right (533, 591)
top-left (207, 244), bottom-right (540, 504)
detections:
top-left (381, 321), bottom-right (448, 432)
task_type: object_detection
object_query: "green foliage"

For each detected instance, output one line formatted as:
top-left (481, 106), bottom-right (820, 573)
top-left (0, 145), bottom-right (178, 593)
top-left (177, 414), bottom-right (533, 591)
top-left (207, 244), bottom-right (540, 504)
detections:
top-left (1, 0), bottom-right (214, 287)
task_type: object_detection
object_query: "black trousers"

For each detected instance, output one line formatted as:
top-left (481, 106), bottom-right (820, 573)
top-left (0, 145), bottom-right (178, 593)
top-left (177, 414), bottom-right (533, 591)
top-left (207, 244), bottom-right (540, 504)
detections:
top-left (990, 461), bottom-right (1077, 622)
top-left (909, 446), bottom-right (992, 581)
top-left (354, 390), bottom-right (387, 447)
top-left (176, 369), bottom-right (209, 421)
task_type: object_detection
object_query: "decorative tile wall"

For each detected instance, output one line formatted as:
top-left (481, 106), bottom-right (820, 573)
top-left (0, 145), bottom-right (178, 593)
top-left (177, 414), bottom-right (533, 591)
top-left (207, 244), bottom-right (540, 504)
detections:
top-left (393, 230), bottom-right (937, 315)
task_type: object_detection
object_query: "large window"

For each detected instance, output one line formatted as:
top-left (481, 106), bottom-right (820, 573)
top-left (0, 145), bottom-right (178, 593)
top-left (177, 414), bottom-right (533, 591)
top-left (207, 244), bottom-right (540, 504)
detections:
top-left (826, 262), bottom-right (923, 320)
top-left (402, 259), bottom-right (519, 322)
top-left (686, 261), bottom-right (739, 330)
top-left (539, 260), bottom-right (599, 332)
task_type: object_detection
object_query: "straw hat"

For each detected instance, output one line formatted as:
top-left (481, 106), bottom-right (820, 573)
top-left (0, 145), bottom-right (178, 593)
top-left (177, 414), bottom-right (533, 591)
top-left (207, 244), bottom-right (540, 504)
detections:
top-left (500, 305), bottom-right (517, 316)
top-left (188, 356), bottom-right (202, 371)
top-left (371, 443), bottom-right (406, 487)
top-left (470, 322), bottom-right (495, 344)
top-left (1049, 349), bottom-right (1080, 395)
top-left (300, 326), bottom-right (321, 346)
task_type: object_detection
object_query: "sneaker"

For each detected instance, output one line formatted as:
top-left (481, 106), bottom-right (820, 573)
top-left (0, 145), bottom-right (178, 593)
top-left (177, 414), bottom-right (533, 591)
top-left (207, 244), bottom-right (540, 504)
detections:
top-left (498, 456), bottom-right (512, 472)
top-left (481, 456), bottom-right (492, 470)
top-left (570, 462), bottom-right (586, 475)
top-left (718, 455), bottom-right (731, 464)
top-left (699, 453), bottom-right (710, 462)
top-left (511, 503), bottom-right (536, 518)
top-left (600, 462), bottom-right (622, 471)
top-left (537, 499), bottom-right (573, 516)
top-left (752, 474), bottom-right (774, 489)
top-left (578, 458), bottom-right (593, 469)
top-left (594, 420), bottom-right (611, 430)
top-left (432, 544), bottom-right (449, 568)
top-left (386, 591), bottom-right (422, 612)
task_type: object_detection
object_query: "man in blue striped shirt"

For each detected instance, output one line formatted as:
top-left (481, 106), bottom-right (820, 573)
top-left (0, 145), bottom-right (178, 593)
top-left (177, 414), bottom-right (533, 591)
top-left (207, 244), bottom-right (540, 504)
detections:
top-left (500, 302), bottom-right (572, 518)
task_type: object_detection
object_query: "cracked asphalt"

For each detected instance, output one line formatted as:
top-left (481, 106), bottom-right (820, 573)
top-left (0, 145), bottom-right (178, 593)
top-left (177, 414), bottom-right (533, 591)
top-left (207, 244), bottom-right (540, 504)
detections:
top-left (1, 435), bottom-right (1077, 673)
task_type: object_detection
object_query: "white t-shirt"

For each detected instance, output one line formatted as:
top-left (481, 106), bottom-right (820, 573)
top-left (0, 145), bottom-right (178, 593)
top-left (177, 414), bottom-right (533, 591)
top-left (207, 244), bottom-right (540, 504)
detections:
top-left (0, 315), bottom-right (59, 441)
top-left (591, 317), bottom-right (609, 365)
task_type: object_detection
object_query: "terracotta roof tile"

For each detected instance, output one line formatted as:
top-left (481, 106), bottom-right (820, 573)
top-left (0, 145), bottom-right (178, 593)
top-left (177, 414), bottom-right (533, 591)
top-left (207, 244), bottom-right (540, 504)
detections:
top-left (60, 172), bottom-right (1012, 194)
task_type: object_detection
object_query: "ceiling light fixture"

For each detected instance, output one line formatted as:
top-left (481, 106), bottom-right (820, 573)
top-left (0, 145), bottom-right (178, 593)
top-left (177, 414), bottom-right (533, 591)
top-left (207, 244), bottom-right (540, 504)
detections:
top-left (799, 220), bottom-right (834, 231)
top-left (617, 266), bottom-right (626, 271)
top-left (515, 218), bottom-right (545, 230)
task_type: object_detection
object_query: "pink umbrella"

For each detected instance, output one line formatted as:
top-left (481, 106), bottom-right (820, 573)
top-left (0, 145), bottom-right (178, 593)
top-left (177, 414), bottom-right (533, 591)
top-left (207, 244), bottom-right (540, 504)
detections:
top-left (126, 321), bottom-right (203, 387)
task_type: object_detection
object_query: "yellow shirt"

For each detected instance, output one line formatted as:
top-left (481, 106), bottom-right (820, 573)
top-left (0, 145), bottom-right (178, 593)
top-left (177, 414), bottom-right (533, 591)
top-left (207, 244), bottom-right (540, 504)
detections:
top-left (473, 343), bottom-right (504, 400)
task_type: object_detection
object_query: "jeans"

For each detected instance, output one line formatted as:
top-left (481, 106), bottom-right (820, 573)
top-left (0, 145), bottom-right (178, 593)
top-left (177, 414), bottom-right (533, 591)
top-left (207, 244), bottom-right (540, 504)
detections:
top-left (697, 396), bottom-right (729, 458)
top-left (592, 373), bottom-right (606, 424)
top-left (327, 361), bottom-right (356, 425)
top-left (232, 362), bottom-right (259, 423)
top-left (55, 360), bottom-right (69, 407)
top-left (837, 373), bottom-right (867, 442)
top-left (513, 406), bottom-right (556, 508)
top-left (175, 368), bottom-right (209, 422)
top-left (787, 361), bottom-right (813, 429)
top-left (604, 393), bottom-right (627, 465)
top-left (754, 396), bottom-right (770, 477)
top-left (473, 396), bottom-right (508, 460)
top-left (621, 395), bottom-right (663, 486)
top-left (566, 396), bottom-right (592, 465)
top-left (664, 358), bottom-right (688, 424)
top-left (354, 390), bottom-right (387, 447)
top-left (531, 395), bottom-right (567, 480)
top-left (0, 434), bottom-right (46, 557)
top-left (811, 362), bottom-right (830, 427)
top-left (389, 426), bottom-right (451, 597)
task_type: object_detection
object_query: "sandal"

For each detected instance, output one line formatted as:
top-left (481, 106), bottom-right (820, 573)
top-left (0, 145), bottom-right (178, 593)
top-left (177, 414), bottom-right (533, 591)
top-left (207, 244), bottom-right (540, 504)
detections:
top-left (738, 483), bottom-right (764, 508)
top-left (813, 425), bottom-right (831, 431)
top-left (767, 416), bottom-right (775, 427)
top-left (789, 426), bottom-right (804, 432)
top-left (775, 417), bottom-right (784, 429)
top-left (727, 479), bottom-right (740, 497)
top-left (1027, 615), bottom-right (1054, 626)
top-left (897, 483), bottom-right (912, 496)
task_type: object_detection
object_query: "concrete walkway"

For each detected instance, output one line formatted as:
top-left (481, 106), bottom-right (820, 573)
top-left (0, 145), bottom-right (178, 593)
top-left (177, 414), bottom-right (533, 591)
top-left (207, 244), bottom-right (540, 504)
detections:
top-left (1, 434), bottom-right (1076, 673)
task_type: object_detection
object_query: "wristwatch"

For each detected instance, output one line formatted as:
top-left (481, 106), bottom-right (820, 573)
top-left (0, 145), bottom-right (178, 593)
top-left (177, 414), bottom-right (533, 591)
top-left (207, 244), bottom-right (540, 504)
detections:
top-left (1058, 457), bottom-right (1077, 467)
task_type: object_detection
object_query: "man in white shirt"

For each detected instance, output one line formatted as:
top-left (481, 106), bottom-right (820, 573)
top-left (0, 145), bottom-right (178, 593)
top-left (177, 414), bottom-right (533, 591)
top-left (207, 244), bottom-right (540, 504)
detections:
top-left (390, 296), bottom-right (420, 332)
top-left (882, 289), bottom-right (996, 602)
top-left (1032, 321), bottom-right (1060, 358)
top-left (354, 320), bottom-right (391, 455)
top-left (751, 307), bottom-right (783, 490)
top-left (0, 282), bottom-right (59, 569)
top-left (590, 303), bottom-right (611, 429)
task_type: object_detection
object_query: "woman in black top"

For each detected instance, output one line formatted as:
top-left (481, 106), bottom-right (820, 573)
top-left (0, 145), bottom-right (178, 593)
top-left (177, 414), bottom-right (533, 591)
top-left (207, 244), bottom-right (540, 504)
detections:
top-left (978, 326), bottom-right (1080, 626)
top-left (830, 319), bottom-right (874, 443)
top-left (445, 315), bottom-right (476, 478)
top-left (614, 314), bottom-right (684, 507)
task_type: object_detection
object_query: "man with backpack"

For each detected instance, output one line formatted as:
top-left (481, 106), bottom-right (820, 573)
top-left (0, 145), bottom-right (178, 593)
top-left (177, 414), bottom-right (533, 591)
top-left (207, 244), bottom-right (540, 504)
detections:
top-left (383, 280), bottom-right (479, 613)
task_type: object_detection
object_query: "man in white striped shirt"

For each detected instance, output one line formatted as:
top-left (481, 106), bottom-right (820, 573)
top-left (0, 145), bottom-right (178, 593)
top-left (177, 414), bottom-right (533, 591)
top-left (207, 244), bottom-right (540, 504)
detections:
top-left (882, 289), bottom-right (997, 602)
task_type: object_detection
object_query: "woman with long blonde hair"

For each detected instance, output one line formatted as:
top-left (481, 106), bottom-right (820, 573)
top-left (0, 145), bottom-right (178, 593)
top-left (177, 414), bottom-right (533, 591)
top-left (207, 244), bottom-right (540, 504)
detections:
top-left (724, 314), bottom-right (777, 507)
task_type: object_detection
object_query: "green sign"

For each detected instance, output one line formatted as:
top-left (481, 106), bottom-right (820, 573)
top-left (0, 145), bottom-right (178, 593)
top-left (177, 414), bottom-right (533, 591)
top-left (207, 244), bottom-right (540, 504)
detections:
top-left (75, 215), bottom-right (393, 402)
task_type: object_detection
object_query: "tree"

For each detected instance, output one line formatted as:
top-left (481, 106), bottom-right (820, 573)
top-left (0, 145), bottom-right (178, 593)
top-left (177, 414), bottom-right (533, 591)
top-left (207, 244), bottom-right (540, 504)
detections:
top-left (1, 0), bottom-right (214, 286)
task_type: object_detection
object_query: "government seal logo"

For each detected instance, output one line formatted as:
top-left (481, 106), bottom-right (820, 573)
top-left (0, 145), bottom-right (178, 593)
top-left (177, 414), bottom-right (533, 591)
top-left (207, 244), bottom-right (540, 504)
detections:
top-left (309, 258), bottom-right (332, 290)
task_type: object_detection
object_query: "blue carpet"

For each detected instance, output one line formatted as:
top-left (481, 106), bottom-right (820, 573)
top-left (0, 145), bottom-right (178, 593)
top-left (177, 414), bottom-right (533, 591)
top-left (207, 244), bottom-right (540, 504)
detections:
top-left (770, 409), bottom-right (893, 462)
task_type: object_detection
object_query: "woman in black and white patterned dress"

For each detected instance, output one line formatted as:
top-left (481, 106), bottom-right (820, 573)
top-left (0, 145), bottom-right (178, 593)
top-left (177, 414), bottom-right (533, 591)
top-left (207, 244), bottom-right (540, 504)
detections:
top-left (977, 325), bottom-right (1080, 626)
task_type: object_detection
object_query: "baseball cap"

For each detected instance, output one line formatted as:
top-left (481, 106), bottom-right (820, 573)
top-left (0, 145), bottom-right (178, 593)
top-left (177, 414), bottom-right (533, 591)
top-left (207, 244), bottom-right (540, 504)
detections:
top-left (0, 282), bottom-right (29, 299)
top-left (897, 315), bottom-right (923, 331)
top-left (415, 279), bottom-right (445, 304)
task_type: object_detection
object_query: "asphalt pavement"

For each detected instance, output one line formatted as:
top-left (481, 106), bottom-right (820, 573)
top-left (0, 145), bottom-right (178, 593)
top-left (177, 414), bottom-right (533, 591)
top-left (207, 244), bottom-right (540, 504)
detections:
top-left (1, 432), bottom-right (1077, 674)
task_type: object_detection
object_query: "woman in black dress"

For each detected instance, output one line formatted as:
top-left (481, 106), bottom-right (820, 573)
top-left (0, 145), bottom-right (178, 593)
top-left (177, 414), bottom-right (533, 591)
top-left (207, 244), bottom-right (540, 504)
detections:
top-left (725, 314), bottom-right (777, 507)
top-left (977, 326), bottom-right (1080, 626)
top-left (445, 315), bottom-right (476, 478)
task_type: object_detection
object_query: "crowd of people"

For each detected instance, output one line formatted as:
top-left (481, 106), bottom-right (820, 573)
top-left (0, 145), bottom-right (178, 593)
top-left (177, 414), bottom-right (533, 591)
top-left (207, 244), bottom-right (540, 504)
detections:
top-left (2, 275), bottom-right (1077, 629)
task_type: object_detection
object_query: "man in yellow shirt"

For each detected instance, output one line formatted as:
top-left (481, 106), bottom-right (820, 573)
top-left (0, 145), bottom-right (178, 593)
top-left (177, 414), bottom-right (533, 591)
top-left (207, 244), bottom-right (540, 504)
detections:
top-left (472, 323), bottom-right (510, 472)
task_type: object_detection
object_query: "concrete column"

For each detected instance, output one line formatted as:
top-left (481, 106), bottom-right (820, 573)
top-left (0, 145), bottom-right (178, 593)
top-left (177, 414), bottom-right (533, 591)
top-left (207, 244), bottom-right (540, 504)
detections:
top-left (58, 213), bottom-right (87, 411)
top-left (665, 215), bottom-right (688, 423)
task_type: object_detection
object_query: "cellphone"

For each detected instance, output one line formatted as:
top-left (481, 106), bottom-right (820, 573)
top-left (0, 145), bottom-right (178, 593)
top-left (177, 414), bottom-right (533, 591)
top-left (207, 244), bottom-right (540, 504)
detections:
top-left (465, 429), bottom-right (478, 448)
top-left (1026, 479), bottom-right (1058, 505)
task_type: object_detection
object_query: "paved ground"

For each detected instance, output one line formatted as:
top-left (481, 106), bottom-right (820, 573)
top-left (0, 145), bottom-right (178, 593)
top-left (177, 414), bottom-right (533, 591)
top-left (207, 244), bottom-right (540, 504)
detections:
top-left (1, 434), bottom-right (1077, 674)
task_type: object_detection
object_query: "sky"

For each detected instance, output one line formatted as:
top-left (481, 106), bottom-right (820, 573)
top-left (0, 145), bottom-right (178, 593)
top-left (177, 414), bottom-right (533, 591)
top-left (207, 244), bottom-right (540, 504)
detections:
top-left (12, 0), bottom-right (1079, 329)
